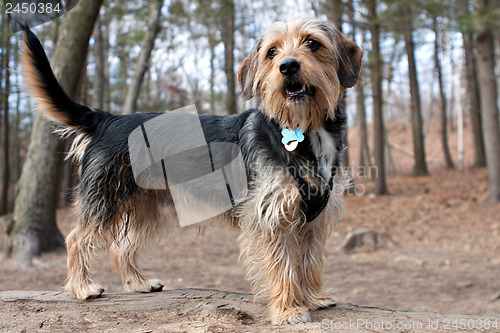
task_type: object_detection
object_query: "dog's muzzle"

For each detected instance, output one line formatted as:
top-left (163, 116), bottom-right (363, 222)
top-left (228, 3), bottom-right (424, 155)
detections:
top-left (283, 80), bottom-right (317, 100)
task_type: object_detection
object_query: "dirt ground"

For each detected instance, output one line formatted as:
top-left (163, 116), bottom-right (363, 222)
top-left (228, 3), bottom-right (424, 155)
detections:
top-left (1, 121), bottom-right (500, 331)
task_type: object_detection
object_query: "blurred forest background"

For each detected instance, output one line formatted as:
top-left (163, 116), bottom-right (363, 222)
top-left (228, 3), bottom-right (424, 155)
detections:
top-left (0, 0), bottom-right (499, 267)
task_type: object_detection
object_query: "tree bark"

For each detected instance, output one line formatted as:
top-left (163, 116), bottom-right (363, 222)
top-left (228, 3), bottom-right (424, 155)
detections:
top-left (8, 0), bottom-right (104, 266)
top-left (15, 54), bottom-right (22, 182)
top-left (432, 17), bottom-right (454, 169)
top-left (474, 0), bottom-right (500, 204)
top-left (1, 18), bottom-right (11, 215)
top-left (327, 0), bottom-right (354, 191)
top-left (326, 0), bottom-right (343, 31)
top-left (356, 77), bottom-right (371, 172)
top-left (462, 0), bottom-right (486, 167)
top-left (347, 0), bottom-right (371, 173)
top-left (221, 0), bottom-right (236, 114)
top-left (403, 6), bottom-right (428, 176)
top-left (368, 0), bottom-right (388, 195)
top-left (121, 0), bottom-right (164, 115)
top-left (93, 15), bottom-right (105, 110)
top-left (209, 33), bottom-right (217, 113)
top-left (1, 289), bottom-right (494, 333)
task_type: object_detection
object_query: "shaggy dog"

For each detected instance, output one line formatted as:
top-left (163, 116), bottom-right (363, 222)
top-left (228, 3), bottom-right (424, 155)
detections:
top-left (21, 18), bottom-right (362, 324)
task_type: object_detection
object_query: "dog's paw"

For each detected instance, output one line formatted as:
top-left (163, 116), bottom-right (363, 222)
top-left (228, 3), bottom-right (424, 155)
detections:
top-left (147, 279), bottom-right (164, 292)
top-left (304, 292), bottom-right (338, 310)
top-left (68, 283), bottom-right (105, 300)
top-left (271, 306), bottom-right (311, 325)
top-left (125, 279), bottom-right (164, 293)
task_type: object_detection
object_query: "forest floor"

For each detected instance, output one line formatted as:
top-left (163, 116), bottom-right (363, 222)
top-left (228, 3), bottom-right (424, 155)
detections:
top-left (1, 120), bottom-right (500, 331)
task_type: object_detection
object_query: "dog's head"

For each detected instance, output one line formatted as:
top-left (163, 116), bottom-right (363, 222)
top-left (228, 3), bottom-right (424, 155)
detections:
top-left (238, 18), bottom-right (362, 131)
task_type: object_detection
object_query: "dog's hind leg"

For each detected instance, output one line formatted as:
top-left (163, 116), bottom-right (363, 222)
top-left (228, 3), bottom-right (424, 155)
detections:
top-left (108, 226), bottom-right (164, 293)
top-left (108, 200), bottom-right (166, 293)
top-left (65, 222), bottom-right (105, 300)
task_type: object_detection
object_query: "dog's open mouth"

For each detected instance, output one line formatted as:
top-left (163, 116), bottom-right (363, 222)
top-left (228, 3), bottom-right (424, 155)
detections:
top-left (284, 82), bottom-right (316, 100)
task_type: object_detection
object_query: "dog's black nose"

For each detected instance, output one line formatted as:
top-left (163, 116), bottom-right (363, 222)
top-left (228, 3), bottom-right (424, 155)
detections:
top-left (280, 58), bottom-right (300, 76)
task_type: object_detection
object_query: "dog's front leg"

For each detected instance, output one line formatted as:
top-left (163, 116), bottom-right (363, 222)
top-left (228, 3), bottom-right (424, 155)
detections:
top-left (238, 173), bottom-right (310, 325)
top-left (239, 228), bottom-right (310, 325)
top-left (300, 214), bottom-right (337, 310)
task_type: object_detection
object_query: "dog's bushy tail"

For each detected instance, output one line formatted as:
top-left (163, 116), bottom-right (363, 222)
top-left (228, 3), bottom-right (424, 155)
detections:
top-left (21, 28), bottom-right (109, 135)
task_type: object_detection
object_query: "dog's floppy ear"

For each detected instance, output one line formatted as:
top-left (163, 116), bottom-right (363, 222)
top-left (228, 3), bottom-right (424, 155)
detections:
top-left (237, 37), bottom-right (262, 100)
top-left (336, 33), bottom-right (363, 88)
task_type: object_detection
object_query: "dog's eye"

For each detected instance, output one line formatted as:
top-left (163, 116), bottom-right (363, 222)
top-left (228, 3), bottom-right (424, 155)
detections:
top-left (267, 47), bottom-right (277, 59)
top-left (306, 39), bottom-right (321, 52)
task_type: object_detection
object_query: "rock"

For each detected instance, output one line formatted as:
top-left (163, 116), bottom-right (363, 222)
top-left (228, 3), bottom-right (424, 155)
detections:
top-left (336, 228), bottom-right (399, 253)
top-left (394, 255), bottom-right (427, 267)
top-left (0, 289), bottom-right (496, 332)
top-left (456, 281), bottom-right (473, 289)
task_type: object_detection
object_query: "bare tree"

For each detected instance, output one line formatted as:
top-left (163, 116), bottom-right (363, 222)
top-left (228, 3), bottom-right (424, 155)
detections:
top-left (93, 15), bottom-right (105, 110)
top-left (432, 16), bottom-right (454, 169)
top-left (6, 0), bottom-right (104, 266)
top-left (1, 16), bottom-right (11, 215)
top-left (461, 0), bottom-right (486, 167)
top-left (122, 0), bottom-right (164, 115)
top-left (221, 0), bottom-right (236, 114)
top-left (474, 0), bottom-right (500, 204)
top-left (368, 0), bottom-right (388, 195)
top-left (327, 0), bottom-right (357, 191)
top-left (326, 0), bottom-right (343, 28)
top-left (208, 32), bottom-right (217, 113)
top-left (403, 5), bottom-right (428, 176)
top-left (348, 0), bottom-right (371, 174)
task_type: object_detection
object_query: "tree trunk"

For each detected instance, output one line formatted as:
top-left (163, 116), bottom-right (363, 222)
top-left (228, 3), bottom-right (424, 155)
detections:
top-left (93, 15), bottom-right (105, 110)
top-left (8, 0), bottom-right (104, 266)
top-left (474, 0), bottom-right (500, 204)
top-left (357, 78), bottom-right (371, 172)
top-left (456, 82), bottom-right (465, 169)
top-left (209, 34), bottom-right (217, 113)
top-left (352, 33), bottom-right (371, 174)
top-left (383, 37), bottom-right (399, 177)
top-left (221, 0), bottom-right (236, 115)
top-left (368, 0), bottom-right (388, 195)
top-left (327, 0), bottom-right (354, 191)
top-left (326, 0), bottom-right (343, 31)
top-left (15, 58), bottom-right (22, 182)
top-left (102, 5), bottom-right (111, 111)
top-left (347, 0), bottom-right (371, 173)
top-left (1, 18), bottom-right (11, 215)
top-left (432, 17), bottom-right (454, 169)
top-left (462, 0), bottom-right (486, 167)
top-left (122, 0), bottom-right (164, 115)
top-left (403, 6), bottom-right (428, 176)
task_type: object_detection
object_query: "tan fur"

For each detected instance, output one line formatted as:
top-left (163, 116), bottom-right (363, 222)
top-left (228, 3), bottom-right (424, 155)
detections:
top-left (237, 168), bottom-right (346, 324)
top-left (68, 133), bottom-right (92, 164)
top-left (21, 35), bottom-right (70, 125)
top-left (238, 18), bottom-right (348, 131)
top-left (233, 18), bottom-right (358, 323)
top-left (65, 191), bottom-right (171, 299)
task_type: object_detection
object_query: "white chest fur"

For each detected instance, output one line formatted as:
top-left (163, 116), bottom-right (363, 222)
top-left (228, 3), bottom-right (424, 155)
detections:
top-left (309, 127), bottom-right (337, 182)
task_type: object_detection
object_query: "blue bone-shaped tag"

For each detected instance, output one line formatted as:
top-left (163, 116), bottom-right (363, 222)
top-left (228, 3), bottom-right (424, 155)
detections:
top-left (281, 128), bottom-right (305, 145)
